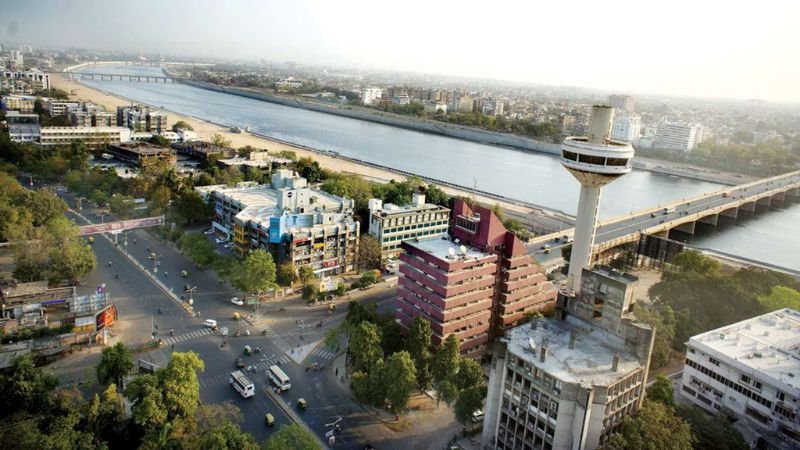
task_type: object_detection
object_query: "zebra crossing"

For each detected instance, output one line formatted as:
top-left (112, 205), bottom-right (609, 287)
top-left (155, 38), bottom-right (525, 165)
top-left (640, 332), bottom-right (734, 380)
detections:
top-left (161, 327), bottom-right (213, 346)
top-left (309, 347), bottom-right (337, 362)
top-left (262, 324), bottom-right (293, 353)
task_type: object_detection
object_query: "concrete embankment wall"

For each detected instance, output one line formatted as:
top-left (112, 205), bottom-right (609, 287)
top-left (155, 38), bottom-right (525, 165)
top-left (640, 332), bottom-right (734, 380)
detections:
top-left (180, 79), bottom-right (562, 155)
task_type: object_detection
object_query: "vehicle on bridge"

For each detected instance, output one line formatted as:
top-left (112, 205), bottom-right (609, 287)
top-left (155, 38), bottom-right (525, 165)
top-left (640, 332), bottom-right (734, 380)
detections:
top-left (662, 206), bottom-right (675, 214)
top-left (229, 370), bottom-right (254, 398)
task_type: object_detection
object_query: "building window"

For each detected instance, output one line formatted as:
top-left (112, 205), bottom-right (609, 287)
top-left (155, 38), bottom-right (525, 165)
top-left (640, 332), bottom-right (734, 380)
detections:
top-left (708, 357), bottom-right (720, 366)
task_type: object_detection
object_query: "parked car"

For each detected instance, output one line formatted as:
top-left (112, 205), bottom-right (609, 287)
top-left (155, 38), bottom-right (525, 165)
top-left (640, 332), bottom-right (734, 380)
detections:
top-left (231, 297), bottom-right (244, 306)
top-left (203, 229), bottom-right (214, 235)
top-left (203, 319), bottom-right (218, 328)
top-left (224, 242), bottom-right (235, 249)
top-left (215, 237), bottom-right (229, 244)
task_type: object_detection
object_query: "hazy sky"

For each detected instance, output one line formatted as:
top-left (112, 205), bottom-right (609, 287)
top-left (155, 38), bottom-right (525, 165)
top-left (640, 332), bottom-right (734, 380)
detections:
top-left (4, 0), bottom-right (800, 102)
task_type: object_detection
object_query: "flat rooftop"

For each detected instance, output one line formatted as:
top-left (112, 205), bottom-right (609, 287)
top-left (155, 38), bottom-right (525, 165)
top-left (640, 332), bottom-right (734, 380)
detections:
top-left (374, 202), bottom-right (448, 216)
top-left (405, 236), bottom-right (490, 261)
top-left (592, 266), bottom-right (639, 284)
top-left (506, 317), bottom-right (643, 386)
top-left (689, 308), bottom-right (800, 391)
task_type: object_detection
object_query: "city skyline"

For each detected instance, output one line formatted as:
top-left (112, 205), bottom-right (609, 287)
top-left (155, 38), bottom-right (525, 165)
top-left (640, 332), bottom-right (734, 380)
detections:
top-left (3, 0), bottom-right (800, 102)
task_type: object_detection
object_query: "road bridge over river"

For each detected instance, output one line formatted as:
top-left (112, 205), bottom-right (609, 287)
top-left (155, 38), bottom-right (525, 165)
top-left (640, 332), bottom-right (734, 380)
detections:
top-left (530, 170), bottom-right (800, 259)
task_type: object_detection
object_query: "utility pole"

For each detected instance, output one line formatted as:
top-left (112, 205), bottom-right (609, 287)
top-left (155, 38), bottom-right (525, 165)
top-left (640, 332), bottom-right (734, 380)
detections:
top-left (149, 252), bottom-right (162, 273)
top-left (184, 285), bottom-right (197, 305)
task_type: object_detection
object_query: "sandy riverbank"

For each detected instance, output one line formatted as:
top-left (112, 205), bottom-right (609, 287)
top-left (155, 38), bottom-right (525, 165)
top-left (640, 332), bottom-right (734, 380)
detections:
top-left (51, 73), bottom-right (550, 220)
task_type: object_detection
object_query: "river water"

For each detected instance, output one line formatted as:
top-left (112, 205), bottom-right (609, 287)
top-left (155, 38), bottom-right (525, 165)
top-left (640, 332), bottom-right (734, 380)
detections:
top-left (74, 66), bottom-right (800, 271)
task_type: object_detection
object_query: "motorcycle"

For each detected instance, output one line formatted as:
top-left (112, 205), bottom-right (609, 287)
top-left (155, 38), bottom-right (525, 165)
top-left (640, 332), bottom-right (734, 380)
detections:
top-left (255, 347), bottom-right (261, 354)
top-left (234, 331), bottom-right (241, 337)
top-left (245, 329), bottom-right (250, 336)
top-left (170, 329), bottom-right (175, 336)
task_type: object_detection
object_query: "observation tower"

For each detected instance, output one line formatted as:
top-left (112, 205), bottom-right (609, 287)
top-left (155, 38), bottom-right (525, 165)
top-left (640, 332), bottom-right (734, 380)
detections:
top-left (561, 105), bottom-right (634, 292)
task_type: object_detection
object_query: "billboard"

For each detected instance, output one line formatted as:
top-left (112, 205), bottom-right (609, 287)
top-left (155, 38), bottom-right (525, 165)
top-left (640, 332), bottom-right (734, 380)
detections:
top-left (95, 304), bottom-right (118, 331)
top-left (78, 216), bottom-right (165, 236)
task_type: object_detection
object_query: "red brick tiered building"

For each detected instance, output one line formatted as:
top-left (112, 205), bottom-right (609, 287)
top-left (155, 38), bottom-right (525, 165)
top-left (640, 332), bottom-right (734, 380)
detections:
top-left (397, 199), bottom-right (556, 357)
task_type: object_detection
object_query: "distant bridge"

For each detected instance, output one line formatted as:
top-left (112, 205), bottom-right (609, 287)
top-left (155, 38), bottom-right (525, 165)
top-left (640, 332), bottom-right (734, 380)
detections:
top-left (64, 72), bottom-right (176, 83)
top-left (530, 170), bottom-right (800, 260)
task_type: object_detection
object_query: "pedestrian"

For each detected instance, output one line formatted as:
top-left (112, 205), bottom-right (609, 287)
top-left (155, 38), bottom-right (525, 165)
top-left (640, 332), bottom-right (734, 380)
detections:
top-left (171, 343), bottom-right (174, 351)
top-left (335, 367), bottom-right (339, 376)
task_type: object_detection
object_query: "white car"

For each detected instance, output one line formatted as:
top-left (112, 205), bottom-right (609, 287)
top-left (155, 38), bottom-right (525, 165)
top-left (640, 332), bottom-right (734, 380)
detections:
top-left (203, 229), bottom-right (214, 235)
top-left (215, 237), bottom-right (228, 244)
top-left (203, 319), bottom-right (218, 328)
top-left (224, 242), bottom-right (234, 249)
top-left (230, 297), bottom-right (244, 306)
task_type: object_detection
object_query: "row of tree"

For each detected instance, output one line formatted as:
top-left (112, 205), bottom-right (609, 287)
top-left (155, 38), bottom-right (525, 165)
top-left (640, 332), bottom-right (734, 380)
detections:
top-left (601, 376), bottom-right (748, 450)
top-left (637, 251), bottom-right (800, 370)
top-left (337, 302), bottom-right (486, 424)
top-left (0, 347), bottom-right (319, 450)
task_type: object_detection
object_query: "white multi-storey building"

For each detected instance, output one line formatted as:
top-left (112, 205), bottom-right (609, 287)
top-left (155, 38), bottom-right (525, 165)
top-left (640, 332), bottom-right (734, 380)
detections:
top-left (361, 88), bottom-right (384, 106)
top-left (39, 126), bottom-right (132, 148)
top-left (611, 114), bottom-right (641, 143)
top-left (680, 308), bottom-right (800, 449)
top-left (482, 267), bottom-right (655, 450)
top-left (367, 190), bottom-right (450, 260)
top-left (653, 123), bottom-right (705, 152)
top-left (1, 70), bottom-right (50, 91)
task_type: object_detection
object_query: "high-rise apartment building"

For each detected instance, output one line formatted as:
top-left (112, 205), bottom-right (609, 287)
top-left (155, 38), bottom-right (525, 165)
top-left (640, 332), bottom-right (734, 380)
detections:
top-left (481, 267), bottom-right (655, 450)
top-left (611, 114), bottom-right (641, 143)
top-left (653, 123), bottom-right (705, 152)
top-left (361, 88), bottom-right (384, 106)
top-left (367, 190), bottom-right (450, 261)
top-left (116, 105), bottom-right (168, 133)
top-left (196, 170), bottom-right (360, 276)
top-left (679, 308), bottom-right (800, 449)
top-left (607, 94), bottom-right (635, 113)
top-left (396, 199), bottom-right (556, 357)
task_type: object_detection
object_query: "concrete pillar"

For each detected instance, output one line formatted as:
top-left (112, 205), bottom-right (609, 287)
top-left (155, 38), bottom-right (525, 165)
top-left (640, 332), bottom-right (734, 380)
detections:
top-left (757, 196), bottom-right (772, 209)
top-left (481, 347), bottom-right (506, 450)
top-left (772, 191), bottom-right (786, 206)
top-left (740, 201), bottom-right (756, 213)
top-left (673, 221), bottom-right (696, 235)
top-left (720, 208), bottom-right (738, 220)
top-left (568, 184), bottom-right (602, 293)
top-left (698, 214), bottom-right (718, 227)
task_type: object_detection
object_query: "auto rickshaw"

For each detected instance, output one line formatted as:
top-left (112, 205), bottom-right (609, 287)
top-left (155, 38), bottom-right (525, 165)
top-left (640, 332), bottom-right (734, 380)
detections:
top-left (88, 236), bottom-right (95, 244)
top-left (297, 398), bottom-right (307, 410)
top-left (265, 413), bottom-right (275, 426)
top-left (233, 312), bottom-right (241, 321)
top-left (243, 345), bottom-right (252, 356)
top-left (180, 270), bottom-right (188, 277)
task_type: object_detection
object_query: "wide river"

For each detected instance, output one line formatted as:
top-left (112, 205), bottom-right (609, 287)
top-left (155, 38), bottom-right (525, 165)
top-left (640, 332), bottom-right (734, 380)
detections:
top-left (74, 66), bottom-right (800, 271)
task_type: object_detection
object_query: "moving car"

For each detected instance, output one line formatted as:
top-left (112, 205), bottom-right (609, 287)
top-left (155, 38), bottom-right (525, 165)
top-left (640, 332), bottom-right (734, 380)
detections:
top-left (203, 229), bottom-right (214, 235)
top-left (230, 297), bottom-right (244, 306)
top-left (297, 398), bottom-right (307, 410)
top-left (203, 319), bottom-right (218, 328)
top-left (235, 357), bottom-right (245, 369)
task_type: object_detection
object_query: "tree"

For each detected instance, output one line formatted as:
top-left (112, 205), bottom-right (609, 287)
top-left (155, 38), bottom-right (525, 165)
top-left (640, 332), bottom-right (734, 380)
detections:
top-left (383, 351), bottom-right (417, 414)
top-left (178, 232), bottom-right (218, 269)
top-left (601, 401), bottom-right (694, 450)
top-left (407, 316), bottom-right (433, 389)
top-left (432, 334), bottom-right (461, 383)
top-left (160, 351), bottom-right (204, 421)
top-left (277, 262), bottom-right (297, 286)
top-left (349, 321), bottom-right (383, 373)
top-left (197, 421), bottom-right (259, 450)
top-left (231, 249), bottom-right (277, 296)
top-left (295, 157), bottom-right (324, 183)
top-left (97, 342), bottom-right (133, 388)
top-left (676, 404), bottom-right (748, 450)
top-left (210, 133), bottom-right (231, 148)
top-left (646, 375), bottom-right (674, 407)
top-left (436, 380), bottom-right (459, 408)
top-left (298, 265), bottom-right (315, 284)
top-left (668, 250), bottom-right (721, 277)
top-left (358, 234), bottom-right (382, 271)
top-left (0, 355), bottom-right (58, 419)
top-left (454, 385), bottom-right (487, 425)
top-left (108, 194), bottom-right (135, 218)
top-left (263, 423), bottom-right (319, 450)
top-left (302, 283), bottom-right (318, 301)
top-left (149, 135), bottom-right (170, 147)
top-left (634, 304), bottom-right (675, 369)
top-left (758, 285), bottom-right (800, 312)
top-left (454, 358), bottom-right (483, 391)
top-left (126, 374), bottom-right (168, 433)
top-left (172, 120), bottom-right (194, 132)
top-left (351, 361), bottom-right (386, 409)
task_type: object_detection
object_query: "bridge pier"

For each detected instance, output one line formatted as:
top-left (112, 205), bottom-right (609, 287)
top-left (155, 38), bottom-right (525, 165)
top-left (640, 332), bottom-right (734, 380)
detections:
top-left (698, 214), bottom-right (718, 227)
top-left (771, 191), bottom-right (786, 207)
top-left (673, 221), bottom-right (696, 235)
top-left (756, 196), bottom-right (772, 211)
top-left (720, 207), bottom-right (738, 220)
top-left (740, 201), bottom-right (757, 214)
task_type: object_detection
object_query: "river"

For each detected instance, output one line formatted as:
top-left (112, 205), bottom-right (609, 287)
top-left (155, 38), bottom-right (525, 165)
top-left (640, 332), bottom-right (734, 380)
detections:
top-left (74, 66), bottom-right (800, 271)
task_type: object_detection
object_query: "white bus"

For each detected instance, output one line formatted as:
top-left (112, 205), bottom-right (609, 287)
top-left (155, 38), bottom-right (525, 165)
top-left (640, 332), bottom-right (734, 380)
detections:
top-left (229, 370), bottom-right (255, 398)
top-left (268, 365), bottom-right (291, 391)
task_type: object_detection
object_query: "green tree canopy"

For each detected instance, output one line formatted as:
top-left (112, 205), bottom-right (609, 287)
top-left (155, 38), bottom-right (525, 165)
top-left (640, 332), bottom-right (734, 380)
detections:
top-left (97, 342), bottom-right (134, 388)
top-left (358, 234), bottom-right (383, 271)
top-left (0, 355), bottom-right (58, 419)
top-left (178, 232), bottom-right (218, 269)
top-left (276, 262), bottom-right (297, 286)
top-left (601, 401), bottom-right (694, 450)
top-left (231, 249), bottom-right (277, 295)
top-left (454, 385), bottom-right (487, 425)
top-left (432, 333), bottom-right (461, 383)
top-left (453, 358), bottom-right (483, 391)
top-left (172, 120), bottom-right (194, 132)
top-left (646, 375), bottom-right (674, 407)
top-left (758, 285), bottom-right (800, 312)
top-left (350, 321), bottom-right (383, 373)
top-left (407, 316), bottom-right (433, 389)
top-left (298, 265), bottom-right (315, 284)
top-left (383, 351), bottom-right (417, 414)
top-left (676, 404), bottom-right (748, 450)
top-left (263, 423), bottom-right (318, 450)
